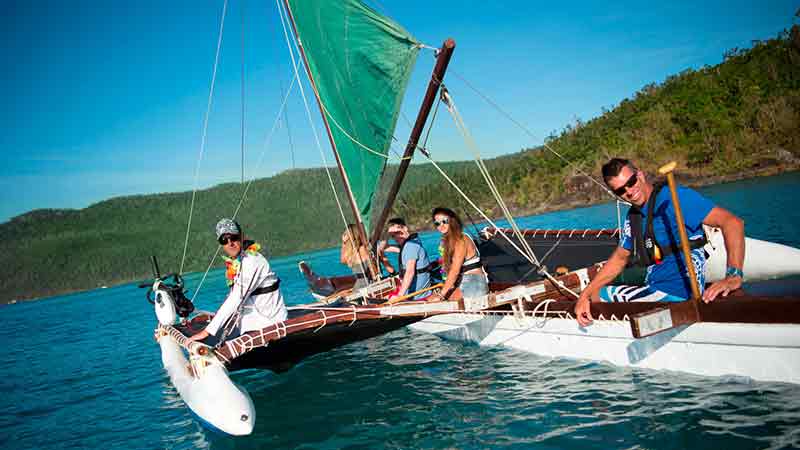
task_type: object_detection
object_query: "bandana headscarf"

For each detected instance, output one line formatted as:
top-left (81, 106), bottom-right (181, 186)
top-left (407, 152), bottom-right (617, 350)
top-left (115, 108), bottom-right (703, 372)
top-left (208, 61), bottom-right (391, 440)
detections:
top-left (215, 218), bottom-right (241, 239)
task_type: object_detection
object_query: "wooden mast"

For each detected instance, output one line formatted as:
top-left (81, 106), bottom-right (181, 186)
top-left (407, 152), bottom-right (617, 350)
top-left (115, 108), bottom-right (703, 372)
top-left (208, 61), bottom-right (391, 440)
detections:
top-left (281, 0), bottom-right (378, 278)
top-left (369, 39), bottom-right (456, 246)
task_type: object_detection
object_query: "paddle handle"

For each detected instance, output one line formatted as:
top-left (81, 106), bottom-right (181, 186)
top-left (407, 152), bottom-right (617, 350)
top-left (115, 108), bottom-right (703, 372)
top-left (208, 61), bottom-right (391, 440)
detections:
top-left (385, 283), bottom-right (444, 305)
top-left (658, 162), bottom-right (702, 301)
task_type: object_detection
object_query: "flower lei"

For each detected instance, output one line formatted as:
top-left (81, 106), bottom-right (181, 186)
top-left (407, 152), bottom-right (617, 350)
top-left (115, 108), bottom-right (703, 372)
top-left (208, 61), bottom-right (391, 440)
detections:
top-left (438, 239), bottom-right (447, 280)
top-left (223, 242), bottom-right (261, 287)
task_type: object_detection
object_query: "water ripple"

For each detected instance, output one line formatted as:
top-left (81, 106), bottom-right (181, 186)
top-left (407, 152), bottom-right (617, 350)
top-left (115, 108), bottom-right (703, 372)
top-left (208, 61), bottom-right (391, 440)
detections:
top-left (4, 174), bottom-right (800, 449)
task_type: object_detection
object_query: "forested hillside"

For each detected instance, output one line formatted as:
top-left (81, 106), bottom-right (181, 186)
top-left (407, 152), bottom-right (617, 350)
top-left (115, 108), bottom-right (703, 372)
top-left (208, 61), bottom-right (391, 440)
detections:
top-left (2, 26), bottom-right (798, 303)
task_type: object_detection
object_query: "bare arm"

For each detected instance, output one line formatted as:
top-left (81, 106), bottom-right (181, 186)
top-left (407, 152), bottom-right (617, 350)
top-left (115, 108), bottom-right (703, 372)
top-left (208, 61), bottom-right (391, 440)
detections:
top-left (381, 256), bottom-right (396, 275)
top-left (395, 259), bottom-right (417, 297)
top-left (575, 246), bottom-right (630, 326)
top-left (377, 240), bottom-right (396, 274)
top-left (702, 206), bottom-right (745, 302)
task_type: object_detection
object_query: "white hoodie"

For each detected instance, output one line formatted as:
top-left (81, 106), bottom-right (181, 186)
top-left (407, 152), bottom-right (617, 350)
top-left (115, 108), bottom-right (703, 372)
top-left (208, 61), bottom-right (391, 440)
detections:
top-left (206, 251), bottom-right (288, 337)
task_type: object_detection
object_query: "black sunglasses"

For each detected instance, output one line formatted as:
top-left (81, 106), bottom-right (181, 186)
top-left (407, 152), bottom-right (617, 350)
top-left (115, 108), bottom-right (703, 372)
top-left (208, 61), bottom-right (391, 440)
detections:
top-left (218, 234), bottom-right (241, 246)
top-left (433, 218), bottom-right (450, 227)
top-left (612, 171), bottom-right (639, 196)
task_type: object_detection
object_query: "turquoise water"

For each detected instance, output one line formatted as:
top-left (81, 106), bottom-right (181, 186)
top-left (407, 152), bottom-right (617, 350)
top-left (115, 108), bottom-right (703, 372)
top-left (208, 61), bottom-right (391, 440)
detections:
top-left (2, 173), bottom-right (800, 449)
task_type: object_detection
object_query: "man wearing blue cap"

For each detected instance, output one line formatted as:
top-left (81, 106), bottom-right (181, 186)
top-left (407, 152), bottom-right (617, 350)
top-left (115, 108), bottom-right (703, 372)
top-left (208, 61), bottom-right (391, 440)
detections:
top-left (188, 218), bottom-right (288, 343)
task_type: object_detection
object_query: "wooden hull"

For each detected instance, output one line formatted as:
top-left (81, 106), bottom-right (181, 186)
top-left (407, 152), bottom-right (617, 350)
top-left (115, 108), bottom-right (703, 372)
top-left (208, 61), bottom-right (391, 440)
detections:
top-left (168, 298), bottom-right (461, 373)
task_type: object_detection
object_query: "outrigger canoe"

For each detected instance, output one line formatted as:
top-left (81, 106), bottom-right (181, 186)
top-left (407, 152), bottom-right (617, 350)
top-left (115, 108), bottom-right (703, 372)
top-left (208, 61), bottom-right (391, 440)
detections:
top-left (149, 222), bottom-right (800, 435)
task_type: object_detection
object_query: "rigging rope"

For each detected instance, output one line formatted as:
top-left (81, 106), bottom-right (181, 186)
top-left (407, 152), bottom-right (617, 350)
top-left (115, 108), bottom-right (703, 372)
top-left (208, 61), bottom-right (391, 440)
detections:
top-left (449, 69), bottom-right (616, 199)
top-left (190, 5), bottom-right (315, 302)
top-left (230, 79), bottom-right (296, 220)
top-left (420, 88), bottom-right (579, 298)
top-left (240, 0), bottom-right (246, 185)
top-left (179, 0), bottom-right (228, 276)
top-left (190, 66), bottom-right (301, 303)
top-left (440, 88), bottom-right (541, 267)
top-left (280, 79), bottom-right (296, 169)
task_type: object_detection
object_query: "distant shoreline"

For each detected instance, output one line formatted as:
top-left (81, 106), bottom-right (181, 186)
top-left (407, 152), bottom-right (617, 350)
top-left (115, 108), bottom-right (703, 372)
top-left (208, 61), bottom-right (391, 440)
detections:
top-left (404, 163), bottom-right (800, 230)
top-left (6, 166), bottom-right (798, 306)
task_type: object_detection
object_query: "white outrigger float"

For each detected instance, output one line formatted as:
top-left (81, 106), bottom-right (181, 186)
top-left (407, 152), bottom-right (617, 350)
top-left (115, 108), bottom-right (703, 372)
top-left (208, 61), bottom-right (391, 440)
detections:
top-left (147, 272), bottom-right (255, 436)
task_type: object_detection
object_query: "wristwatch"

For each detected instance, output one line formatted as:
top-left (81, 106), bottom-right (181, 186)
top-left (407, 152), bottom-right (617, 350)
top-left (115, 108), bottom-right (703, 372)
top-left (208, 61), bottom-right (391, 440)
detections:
top-left (725, 266), bottom-right (744, 279)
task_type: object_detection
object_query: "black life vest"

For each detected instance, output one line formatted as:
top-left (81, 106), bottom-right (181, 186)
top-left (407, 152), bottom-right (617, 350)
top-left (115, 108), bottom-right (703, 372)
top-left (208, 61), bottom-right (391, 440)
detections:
top-left (397, 233), bottom-right (440, 278)
top-left (627, 182), bottom-right (707, 267)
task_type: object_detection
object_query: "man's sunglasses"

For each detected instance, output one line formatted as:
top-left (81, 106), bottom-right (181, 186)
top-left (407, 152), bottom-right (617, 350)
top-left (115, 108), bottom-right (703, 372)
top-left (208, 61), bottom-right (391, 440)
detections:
top-left (612, 171), bottom-right (639, 196)
top-left (218, 234), bottom-right (241, 246)
top-left (433, 218), bottom-right (450, 227)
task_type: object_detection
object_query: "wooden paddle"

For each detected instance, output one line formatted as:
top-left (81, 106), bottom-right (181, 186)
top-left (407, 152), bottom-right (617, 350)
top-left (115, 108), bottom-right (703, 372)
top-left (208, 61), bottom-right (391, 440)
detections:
top-left (629, 161), bottom-right (703, 338)
top-left (384, 283), bottom-right (444, 305)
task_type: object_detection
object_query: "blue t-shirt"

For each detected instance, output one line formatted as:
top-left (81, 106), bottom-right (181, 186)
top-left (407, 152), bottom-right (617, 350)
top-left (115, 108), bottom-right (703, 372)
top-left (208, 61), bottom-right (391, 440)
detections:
top-left (399, 236), bottom-right (431, 298)
top-left (619, 185), bottom-right (715, 299)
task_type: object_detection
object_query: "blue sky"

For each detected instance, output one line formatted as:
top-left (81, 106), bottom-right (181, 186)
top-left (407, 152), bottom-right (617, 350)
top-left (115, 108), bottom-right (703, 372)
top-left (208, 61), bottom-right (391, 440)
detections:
top-left (1, 0), bottom-right (797, 223)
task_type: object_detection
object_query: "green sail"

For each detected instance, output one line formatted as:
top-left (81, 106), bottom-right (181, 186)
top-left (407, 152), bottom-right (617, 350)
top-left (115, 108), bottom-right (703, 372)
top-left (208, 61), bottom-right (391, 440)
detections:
top-left (285, 0), bottom-right (419, 233)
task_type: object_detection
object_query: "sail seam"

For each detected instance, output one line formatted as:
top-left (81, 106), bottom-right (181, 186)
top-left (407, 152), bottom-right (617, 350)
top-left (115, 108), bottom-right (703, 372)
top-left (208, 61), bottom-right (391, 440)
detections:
top-left (318, 93), bottom-right (415, 161)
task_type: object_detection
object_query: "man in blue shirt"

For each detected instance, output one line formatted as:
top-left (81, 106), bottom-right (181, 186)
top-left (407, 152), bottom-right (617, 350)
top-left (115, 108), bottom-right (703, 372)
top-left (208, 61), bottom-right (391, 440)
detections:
top-left (575, 158), bottom-right (745, 327)
top-left (382, 217), bottom-right (432, 300)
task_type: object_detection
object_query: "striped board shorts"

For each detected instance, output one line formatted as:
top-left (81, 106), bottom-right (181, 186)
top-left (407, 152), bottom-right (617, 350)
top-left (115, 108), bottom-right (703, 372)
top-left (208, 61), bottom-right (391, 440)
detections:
top-left (599, 285), bottom-right (687, 303)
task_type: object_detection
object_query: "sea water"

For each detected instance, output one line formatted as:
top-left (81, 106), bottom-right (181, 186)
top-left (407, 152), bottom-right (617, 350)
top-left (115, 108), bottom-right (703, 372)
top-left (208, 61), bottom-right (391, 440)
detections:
top-left (2, 173), bottom-right (800, 449)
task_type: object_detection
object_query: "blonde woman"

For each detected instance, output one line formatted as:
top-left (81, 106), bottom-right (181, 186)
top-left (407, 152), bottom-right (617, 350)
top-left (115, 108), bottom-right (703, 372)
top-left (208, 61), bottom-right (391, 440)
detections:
top-left (428, 207), bottom-right (487, 305)
top-left (340, 224), bottom-right (372, 290)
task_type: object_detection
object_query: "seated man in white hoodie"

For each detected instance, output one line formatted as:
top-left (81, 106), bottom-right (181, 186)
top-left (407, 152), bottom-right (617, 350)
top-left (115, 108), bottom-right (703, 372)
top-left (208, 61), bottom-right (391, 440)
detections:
top-left (188, 218), bottom-right (288, 344)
